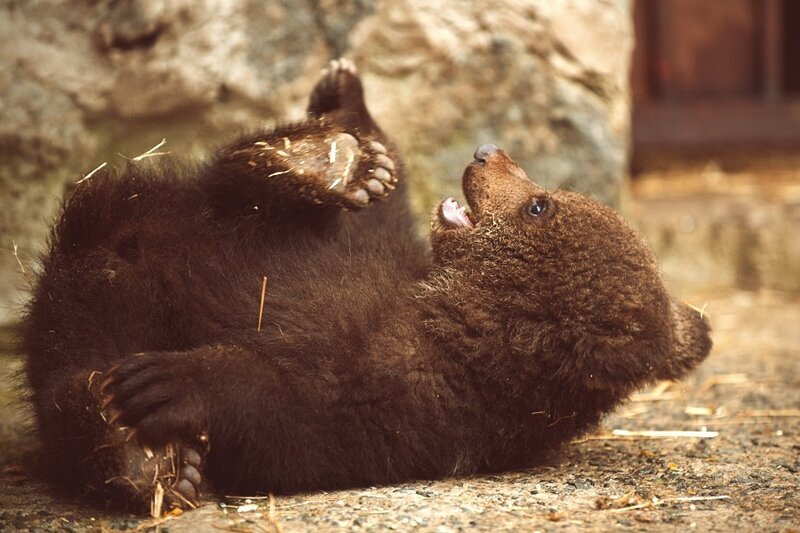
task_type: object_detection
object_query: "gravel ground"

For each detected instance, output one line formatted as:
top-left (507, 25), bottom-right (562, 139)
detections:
top-left (1, 287), bottom-right (798, 532)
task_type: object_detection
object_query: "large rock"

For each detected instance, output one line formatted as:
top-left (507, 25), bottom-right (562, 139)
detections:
top-left (0, 0), bottom-right (633, 324)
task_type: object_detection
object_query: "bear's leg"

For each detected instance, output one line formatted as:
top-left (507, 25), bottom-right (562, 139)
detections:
top-left (97, 341), bottom-right (351, 494)
top-left (206, 59), bottom-right (398, 214)
top-left (34, 367), bottom-right (207, 514)
top-left (307, 58), bottom-right (372, 124)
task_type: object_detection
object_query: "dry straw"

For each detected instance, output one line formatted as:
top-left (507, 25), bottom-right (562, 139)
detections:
top-left (11, 240), bottom-right (26, 275)
top-left (76, 161), bottom-right (107, 184)
top-left (257, 276), bottom-right (268, 332)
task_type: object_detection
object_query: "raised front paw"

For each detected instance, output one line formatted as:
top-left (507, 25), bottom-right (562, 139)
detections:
top-left (214, 57), bottom-right (398, 211)
top-left (100, 353), bottom-right (206, 446)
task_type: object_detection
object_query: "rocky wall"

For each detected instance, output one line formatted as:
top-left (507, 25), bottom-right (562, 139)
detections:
top-left (0, 0), bottom-right (633, 324)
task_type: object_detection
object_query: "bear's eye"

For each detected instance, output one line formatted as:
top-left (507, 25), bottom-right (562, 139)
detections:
top-left (526, 198), bottom-right (547, 218)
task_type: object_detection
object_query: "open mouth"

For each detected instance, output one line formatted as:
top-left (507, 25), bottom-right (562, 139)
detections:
top-left (439, 197), bottom-right (474, 228)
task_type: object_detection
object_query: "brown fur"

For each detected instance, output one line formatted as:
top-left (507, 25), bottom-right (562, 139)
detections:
top-left (22, 61), bottom-right (711, 512)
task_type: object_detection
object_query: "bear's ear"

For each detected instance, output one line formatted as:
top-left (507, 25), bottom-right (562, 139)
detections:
top-left (572, 327), bottom-right (671, 395)
top-left (655, 300), bottom-right (713, 381)
top-left (569, 300), bottom-right (711, 393)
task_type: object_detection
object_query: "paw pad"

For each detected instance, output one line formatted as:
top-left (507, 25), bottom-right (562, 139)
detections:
top-left (343, 140), bottom-right (397, 209)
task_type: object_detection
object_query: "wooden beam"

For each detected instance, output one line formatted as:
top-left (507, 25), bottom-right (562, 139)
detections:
top-left (763, 0), bottom-right (783, 101)
top-left (634, 99), bottom-right (800, 147)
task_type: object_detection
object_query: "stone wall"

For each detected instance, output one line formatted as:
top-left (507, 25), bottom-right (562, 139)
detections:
top-left (0, 0), bottom-right (633, 324)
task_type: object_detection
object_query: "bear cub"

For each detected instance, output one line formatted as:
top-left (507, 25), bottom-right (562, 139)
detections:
top-left (23, 58), bottom-right (711, 514)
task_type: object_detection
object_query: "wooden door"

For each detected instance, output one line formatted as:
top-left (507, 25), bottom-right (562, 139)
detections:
top-left (632, 0), bottom-right (800, 147)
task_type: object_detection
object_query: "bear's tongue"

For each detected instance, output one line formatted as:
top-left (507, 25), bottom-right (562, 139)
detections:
top-left (440, 197), bottom-right (474, 228)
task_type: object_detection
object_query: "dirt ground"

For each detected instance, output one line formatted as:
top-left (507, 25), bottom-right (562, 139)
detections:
top-left (2, 293), bottom-right (798, 531)
top-left (1, 169), bottom-right (799, 531)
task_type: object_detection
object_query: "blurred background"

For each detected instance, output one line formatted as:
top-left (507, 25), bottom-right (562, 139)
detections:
top-left (0, 0), bottom-right (798, 322)
top-left (630, 0), bottom-right (800, 297)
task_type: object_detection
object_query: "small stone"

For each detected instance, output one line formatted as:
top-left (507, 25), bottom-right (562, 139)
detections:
top-left (236, 503), bottom-right (258, 513)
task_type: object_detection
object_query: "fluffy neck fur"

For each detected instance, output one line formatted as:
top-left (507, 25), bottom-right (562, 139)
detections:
top-left (379, 267), bottom-right (620, 472)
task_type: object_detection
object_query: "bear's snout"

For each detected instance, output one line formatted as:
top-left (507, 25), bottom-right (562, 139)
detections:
top-left (463, 145), bottom-right (543, 217)
top-left (473, 143), bottom-right (500, 162)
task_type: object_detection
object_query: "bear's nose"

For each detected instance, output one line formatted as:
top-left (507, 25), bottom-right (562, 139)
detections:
top-left (473, 143), bottom-right (500, 162)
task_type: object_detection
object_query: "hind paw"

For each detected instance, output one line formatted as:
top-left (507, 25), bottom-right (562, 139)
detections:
top-left (308, 58), bottom-right (366, 117)
top-left (104, 440), bottom-right (207, 515)
top-left (220, 57), bottom-right (396, 211)
top-left (168, 444), bottom-right (205, 510)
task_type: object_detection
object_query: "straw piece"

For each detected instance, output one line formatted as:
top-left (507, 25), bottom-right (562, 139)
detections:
top-left (329, 140), bottom-right (337, 163)
top-left (612, 429), bottom-right (719, 439)
top-left (699, 373), bottom-right (749, 392)
top-left (684, 406), bottom-right (714, 416)
top-left (11, 240), bottom-right (26, 275)
top-left (151, 481), bottom-right (164, 518)
top-left (685, 301), bottom-right (709, 319)
top-left (76, 161), bottom-right (107, 184)
top-left (132, 139), bottom-right (168, 162)
top-left (608, 494), bottom-right (731, 513)
top-left (739, 409), bottom-right (800, 418)
top-left (257, 276), bottom-right (268, 332)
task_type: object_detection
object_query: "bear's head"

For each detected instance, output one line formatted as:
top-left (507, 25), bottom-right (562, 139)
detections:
top-left (423, 144), bottom-right (711, 405)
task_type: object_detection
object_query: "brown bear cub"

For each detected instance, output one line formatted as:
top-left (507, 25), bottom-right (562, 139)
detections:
top-left (23, 58), bottom-right (711, 514)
